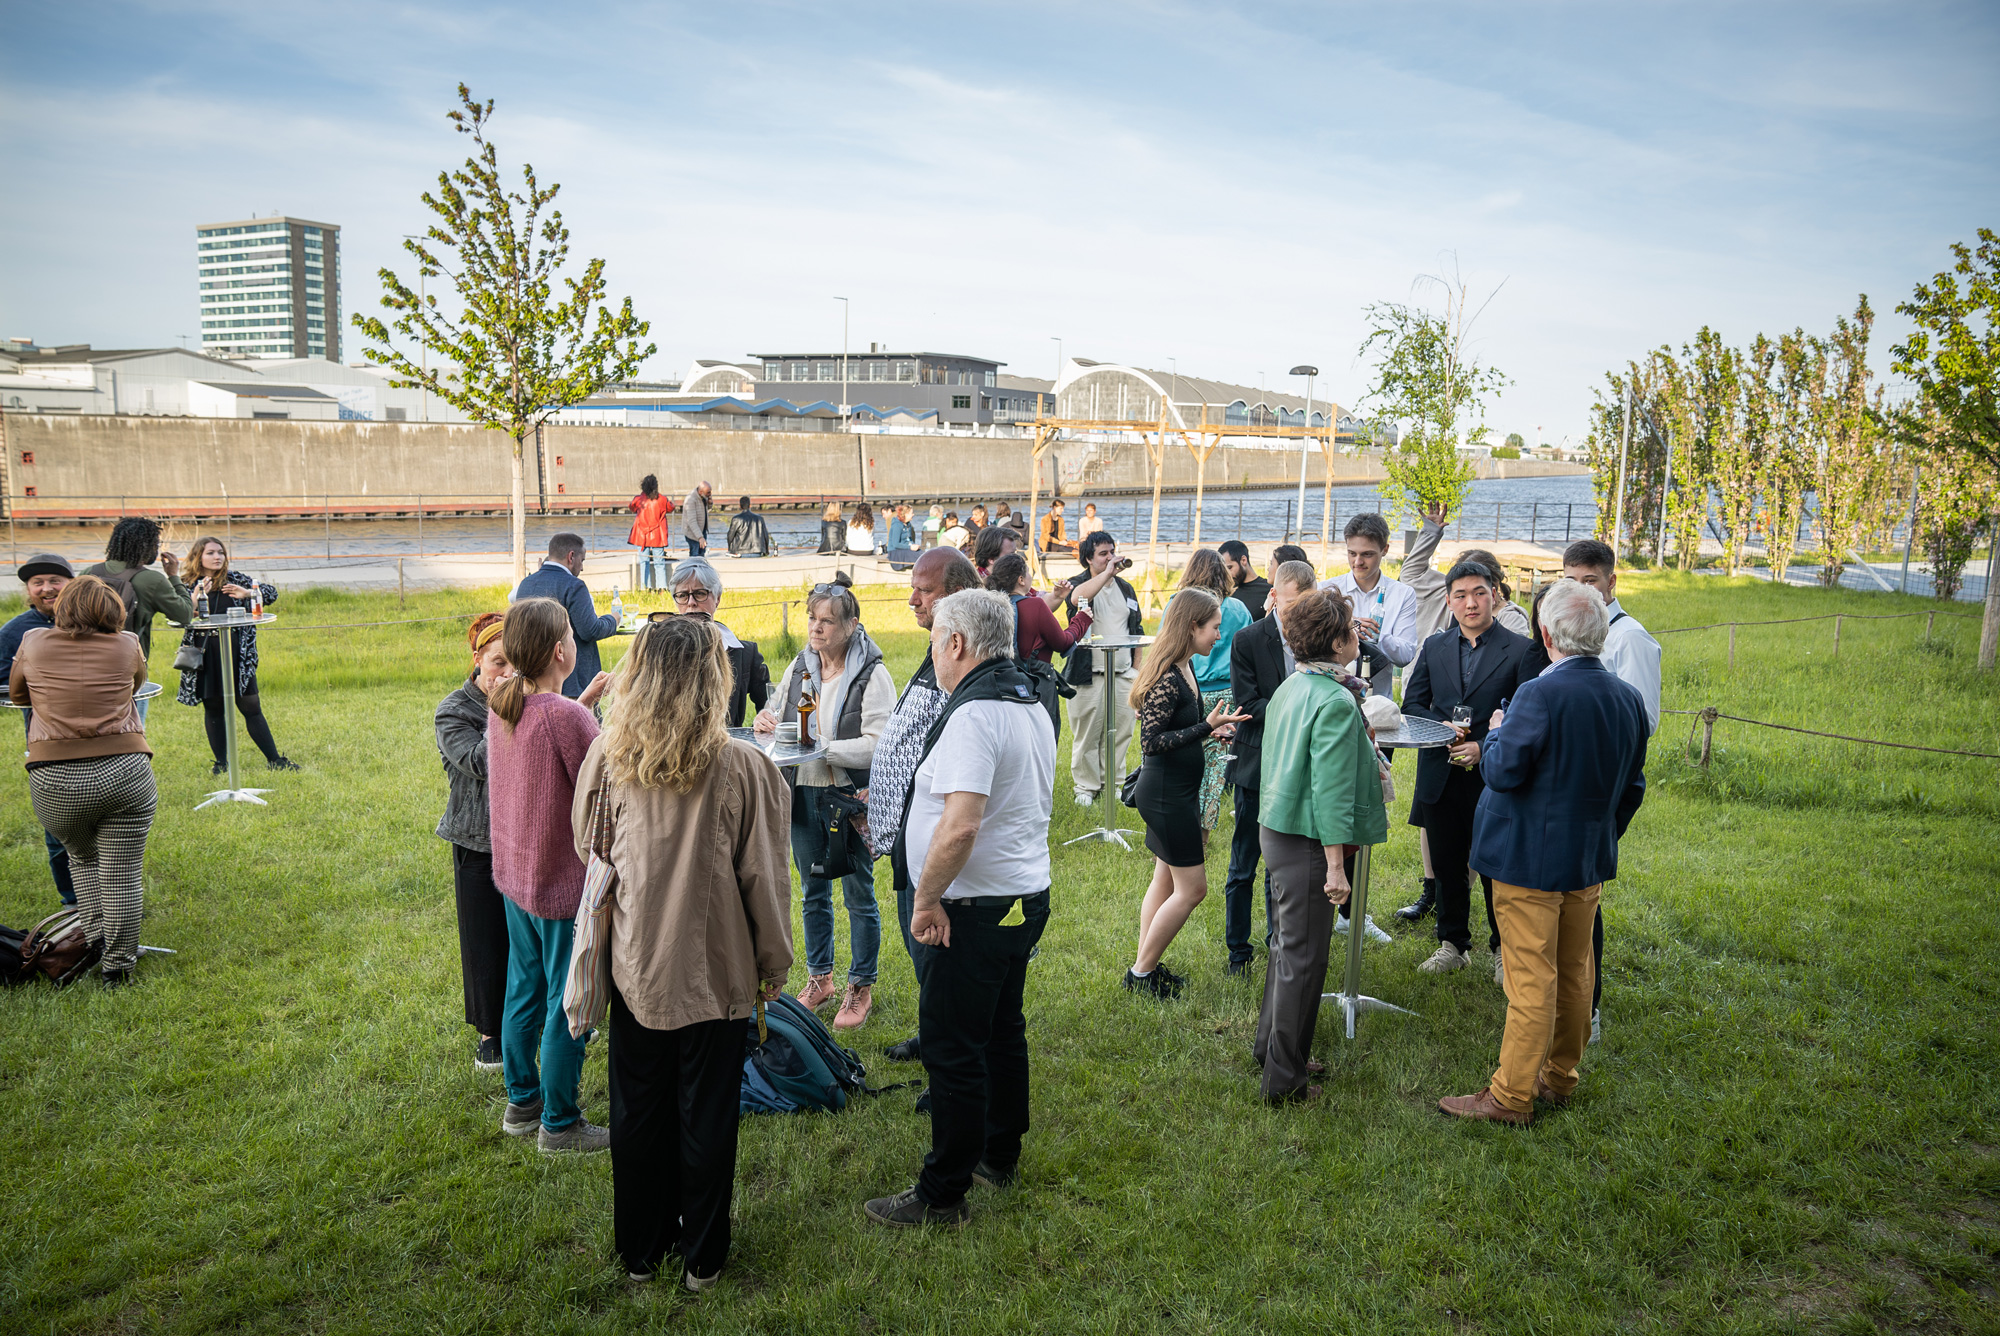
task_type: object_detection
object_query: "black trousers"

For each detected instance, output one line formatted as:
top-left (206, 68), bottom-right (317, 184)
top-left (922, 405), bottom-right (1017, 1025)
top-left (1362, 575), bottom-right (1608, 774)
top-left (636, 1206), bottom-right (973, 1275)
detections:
top-left (917, 892), bottom-right (1049, 1208)
top-left (451, 844), bottom-right (510, 1035)
top-left (1412, 775), bottom-right (1497, 955)
top-left (197, 648), bottom-right (281, 764)
top-left (608, 989), bottom-right (745, 1279)
top-left (1222, 784), bottom-right (1273, 965)
top-left (892, 842), bottom-right (934, 985)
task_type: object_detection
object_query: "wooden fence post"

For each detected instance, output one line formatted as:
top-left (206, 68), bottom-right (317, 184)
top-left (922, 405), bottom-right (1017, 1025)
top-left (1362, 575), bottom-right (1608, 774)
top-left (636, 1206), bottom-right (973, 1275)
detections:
top-left (1699, 706), bottom-right (1718, 768)
top-left (1728, 622), bottom-right (1737, 668)
top-left (1926, 611), bottom-right (1935, 642)
top-left (1833, 614), bottom-right (1842, 658)
top-left (397, 557), bottom-right (405, 608)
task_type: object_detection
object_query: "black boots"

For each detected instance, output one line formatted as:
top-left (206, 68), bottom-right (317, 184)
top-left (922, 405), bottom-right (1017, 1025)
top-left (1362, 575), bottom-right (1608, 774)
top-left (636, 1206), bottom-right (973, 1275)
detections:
top-left (1397, 878), bottom-right (1437, 922)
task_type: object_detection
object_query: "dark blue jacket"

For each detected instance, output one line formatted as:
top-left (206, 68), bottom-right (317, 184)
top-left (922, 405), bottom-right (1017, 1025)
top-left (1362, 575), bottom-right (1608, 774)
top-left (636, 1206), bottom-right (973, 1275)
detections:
top-left (512, 561), bottom-right (619, 698)
top-left (1470, 655), bottom-right (1648, 895)
top-left (0, 607), bottom-right (54, 685)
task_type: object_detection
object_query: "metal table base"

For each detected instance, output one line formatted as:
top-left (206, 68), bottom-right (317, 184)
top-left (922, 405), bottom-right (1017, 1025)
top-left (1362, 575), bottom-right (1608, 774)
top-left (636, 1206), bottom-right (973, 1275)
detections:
top-left (189, 614), bottom-right (277, 810)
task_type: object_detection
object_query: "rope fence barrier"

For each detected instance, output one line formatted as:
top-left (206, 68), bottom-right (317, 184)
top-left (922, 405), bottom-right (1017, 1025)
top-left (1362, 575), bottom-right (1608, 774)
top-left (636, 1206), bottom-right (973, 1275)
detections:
top-left (1666, 705), bottom-right (2000, 766)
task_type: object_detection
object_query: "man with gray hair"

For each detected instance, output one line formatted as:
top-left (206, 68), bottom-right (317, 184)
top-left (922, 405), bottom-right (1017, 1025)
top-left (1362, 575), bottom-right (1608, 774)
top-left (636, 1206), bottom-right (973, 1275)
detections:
top-left (1438, 579), bottom-right (1648, 1126)
top-left (668, 557), bottom-right (768, 725)
top-left (869, 548), bottom-right (983, 1068)
top-left (865, 589), bottom-right (1053, 1228)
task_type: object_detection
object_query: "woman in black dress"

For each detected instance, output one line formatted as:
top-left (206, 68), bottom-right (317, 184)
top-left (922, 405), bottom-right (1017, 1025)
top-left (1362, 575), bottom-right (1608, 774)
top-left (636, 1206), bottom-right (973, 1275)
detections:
top-left (1124, 587), bottom-right (1250, 999)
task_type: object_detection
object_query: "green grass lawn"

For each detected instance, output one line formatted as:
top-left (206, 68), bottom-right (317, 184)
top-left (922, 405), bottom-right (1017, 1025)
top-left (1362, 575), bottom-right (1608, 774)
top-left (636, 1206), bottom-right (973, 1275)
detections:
top-left (1, 573), bottom-right (1996, 1334)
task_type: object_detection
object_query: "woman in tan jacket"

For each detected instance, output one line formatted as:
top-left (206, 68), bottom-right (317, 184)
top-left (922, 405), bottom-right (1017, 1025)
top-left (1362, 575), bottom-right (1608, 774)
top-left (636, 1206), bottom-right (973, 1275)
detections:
top-left (571, 615), bottom-right (793, 1293)
top-left (8, 575), bottom-right (155, 987)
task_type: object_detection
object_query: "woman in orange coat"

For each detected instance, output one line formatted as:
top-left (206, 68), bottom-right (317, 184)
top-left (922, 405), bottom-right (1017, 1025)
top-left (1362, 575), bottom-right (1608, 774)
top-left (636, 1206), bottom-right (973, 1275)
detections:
top-left (628, 474), bottom-right (675, 590)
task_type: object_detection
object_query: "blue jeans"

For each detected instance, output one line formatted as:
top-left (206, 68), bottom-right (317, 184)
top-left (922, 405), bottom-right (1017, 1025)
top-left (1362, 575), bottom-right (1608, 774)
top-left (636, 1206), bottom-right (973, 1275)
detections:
top-left (638, 548), bottom-right (668, 590)
top-left (790, 785), bottom-right (880, 984)
top-left (20, 715), bottom-right (74, 905)
top-left (685, 538), bottom-right (706, 556)
top-left (502, 898), bottom-right (590, 1130)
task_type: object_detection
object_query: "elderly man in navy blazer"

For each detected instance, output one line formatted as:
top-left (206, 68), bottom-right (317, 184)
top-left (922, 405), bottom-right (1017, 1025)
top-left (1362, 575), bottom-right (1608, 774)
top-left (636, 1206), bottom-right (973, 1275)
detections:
top-left (512, 532), bottom-right (618, 699)
top-left (1440, 579), bottom-right (1648, 1126)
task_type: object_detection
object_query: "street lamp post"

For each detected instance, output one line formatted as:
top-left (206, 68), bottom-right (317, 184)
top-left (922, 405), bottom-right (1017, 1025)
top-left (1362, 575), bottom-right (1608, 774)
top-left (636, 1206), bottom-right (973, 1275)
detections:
top-left (834, 296), bottom-right (849, 427)
top-left (1290, 365), bottom-right (1318, 543)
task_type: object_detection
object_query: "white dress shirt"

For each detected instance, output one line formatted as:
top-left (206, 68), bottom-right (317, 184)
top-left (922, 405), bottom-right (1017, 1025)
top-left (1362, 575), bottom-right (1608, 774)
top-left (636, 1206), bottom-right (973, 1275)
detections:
top-left (1319, 571), bottom-right (1419, 666)
top-left (1600, 597), bottom-right (1662, 735)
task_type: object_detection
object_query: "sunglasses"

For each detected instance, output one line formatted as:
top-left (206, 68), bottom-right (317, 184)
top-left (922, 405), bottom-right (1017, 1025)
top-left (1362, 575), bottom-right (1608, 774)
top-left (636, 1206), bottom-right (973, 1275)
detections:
top-left (671, 588), bottom-right (716, 604)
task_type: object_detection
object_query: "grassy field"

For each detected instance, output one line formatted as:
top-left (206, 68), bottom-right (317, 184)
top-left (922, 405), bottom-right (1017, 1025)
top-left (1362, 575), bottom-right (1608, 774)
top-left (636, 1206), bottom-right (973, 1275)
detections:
top-left (1, 571), bottom-right (1996, 1334)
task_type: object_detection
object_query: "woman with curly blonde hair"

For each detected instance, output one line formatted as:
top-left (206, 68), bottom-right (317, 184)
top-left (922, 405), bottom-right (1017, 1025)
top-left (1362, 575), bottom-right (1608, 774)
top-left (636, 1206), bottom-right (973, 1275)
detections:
top-left (571, 616), bottom-right (795, 1291)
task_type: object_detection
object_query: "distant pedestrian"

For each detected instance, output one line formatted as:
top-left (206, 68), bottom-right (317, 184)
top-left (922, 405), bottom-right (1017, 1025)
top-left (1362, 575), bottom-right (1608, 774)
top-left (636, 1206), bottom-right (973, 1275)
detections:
top-left (887, 503), bottom-right (919, 553)
top-left (922, 504), bottom-right (945, 547)
top-left (938, 511), bottom-right (969, 552)
top-left (511, 534), bottom-right (619, 700)
top-left (175, 536), bottom-right (296, 774)
top-left (628, 474), bottom-right (675, 588)
top-left (1077, 502), bottom-right (1105, 541)
top-left (0, 552), bottom-right (77, 907)
top-left (681, 481), bottom-right (714, 556)
top-left (9, 575), bottom-right (156, 987)
top-left (847, 502), bottom-right (881, 556)
top-left (817, 502), bottom-right (847, 555)
top-left (1038, 499), bottom-right (1075, 562)
top-left (486, 596), bottom-right (608, 1154)
top-left (434, 612), bottom-right (513, 1073)
top-left (84, 517), bottom-right (192, 723)
top-left (726, 495), bottom-right (772, 558)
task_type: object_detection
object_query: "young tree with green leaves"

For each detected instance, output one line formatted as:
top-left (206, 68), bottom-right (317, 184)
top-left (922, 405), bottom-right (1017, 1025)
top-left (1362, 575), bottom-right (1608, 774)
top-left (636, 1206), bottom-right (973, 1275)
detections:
top-left (1891, 228), bottom-right (2000, 667)
top-left (1356, 270), bottom-right (1509, 525)
top-left (353, 85), bottom-right (656, 582)
top-left (1808, 298), bottom-right (1896, 587)
top-left (1761, 330), bottom-right (1821, 584)
top-left (1689, 328), bottom-right (1756, 575)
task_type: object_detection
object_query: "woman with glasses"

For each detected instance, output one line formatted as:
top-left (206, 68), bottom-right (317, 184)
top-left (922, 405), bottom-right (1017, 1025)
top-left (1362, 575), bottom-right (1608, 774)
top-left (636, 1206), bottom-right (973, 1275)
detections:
top-left (753, 571), bottom-right (894, 1031)
top-left (665, 558), bottom-right (769, 726)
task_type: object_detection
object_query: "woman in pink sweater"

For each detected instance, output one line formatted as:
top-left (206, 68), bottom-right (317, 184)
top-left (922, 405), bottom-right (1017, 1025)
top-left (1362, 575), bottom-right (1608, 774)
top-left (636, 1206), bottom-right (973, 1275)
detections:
top-left (487, 597), bottom-right (609, 1154)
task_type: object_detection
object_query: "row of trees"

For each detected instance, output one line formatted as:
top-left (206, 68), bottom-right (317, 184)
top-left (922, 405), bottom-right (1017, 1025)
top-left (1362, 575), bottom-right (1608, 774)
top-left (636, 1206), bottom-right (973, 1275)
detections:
top-left (1585, 297), bottom-right (1992, 596)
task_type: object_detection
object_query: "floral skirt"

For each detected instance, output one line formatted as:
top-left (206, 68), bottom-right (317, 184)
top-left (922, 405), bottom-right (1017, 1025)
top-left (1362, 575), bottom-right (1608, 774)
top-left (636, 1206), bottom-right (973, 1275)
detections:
top-left (1198, 687), bottom-right (1233, 831)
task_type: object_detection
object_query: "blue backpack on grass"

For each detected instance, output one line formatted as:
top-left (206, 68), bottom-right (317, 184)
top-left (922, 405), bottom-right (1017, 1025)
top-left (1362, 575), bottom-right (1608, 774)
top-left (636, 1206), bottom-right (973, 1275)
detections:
top-left (741, 994), bottom-right (876, 1115)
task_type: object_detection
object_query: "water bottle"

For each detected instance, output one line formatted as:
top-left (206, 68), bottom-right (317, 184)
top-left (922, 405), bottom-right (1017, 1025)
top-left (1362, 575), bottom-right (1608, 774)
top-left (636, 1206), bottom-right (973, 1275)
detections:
top-left (609, 585), bottom-right (623, 625)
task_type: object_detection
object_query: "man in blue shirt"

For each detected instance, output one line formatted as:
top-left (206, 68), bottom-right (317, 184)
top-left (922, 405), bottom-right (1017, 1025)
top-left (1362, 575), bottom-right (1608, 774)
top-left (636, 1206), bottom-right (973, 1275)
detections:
top-left (0, 552), bottom-right (77, 905)
top-left (511, 533), bottom-right (617, 699)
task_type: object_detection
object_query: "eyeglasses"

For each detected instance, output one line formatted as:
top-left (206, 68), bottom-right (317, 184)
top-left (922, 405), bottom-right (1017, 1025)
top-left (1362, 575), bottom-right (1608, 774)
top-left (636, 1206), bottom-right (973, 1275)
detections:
top-left (672, 588), bottom-right (716, 604)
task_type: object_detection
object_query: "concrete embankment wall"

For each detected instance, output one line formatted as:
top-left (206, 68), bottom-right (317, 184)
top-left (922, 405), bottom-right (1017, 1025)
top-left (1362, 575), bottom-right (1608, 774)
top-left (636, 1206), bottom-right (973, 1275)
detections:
top-left (0, 414), bottom-right (1587, 516)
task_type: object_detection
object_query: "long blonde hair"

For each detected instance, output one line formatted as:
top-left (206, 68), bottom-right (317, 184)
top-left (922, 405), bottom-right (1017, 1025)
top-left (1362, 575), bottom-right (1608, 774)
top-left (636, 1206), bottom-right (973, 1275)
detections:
top-left (603, 617), bottom-right (730, 791)
top-left (490, 598), bottom-right (569, 729)
top-left (1130, 586), bottom-right (1220, 709)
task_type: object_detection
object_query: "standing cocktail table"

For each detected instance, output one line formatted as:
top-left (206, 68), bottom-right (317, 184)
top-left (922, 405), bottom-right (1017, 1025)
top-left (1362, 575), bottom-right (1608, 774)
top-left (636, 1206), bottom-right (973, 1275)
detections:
top-left (1060, 633), bottom-right (1154, 851)
top-left (187, 612), bottom-right (278, 810)
top-left (1322, 714), bottom-right (1459, 1039)
top-left (729, 726), bottom-right (829, 770)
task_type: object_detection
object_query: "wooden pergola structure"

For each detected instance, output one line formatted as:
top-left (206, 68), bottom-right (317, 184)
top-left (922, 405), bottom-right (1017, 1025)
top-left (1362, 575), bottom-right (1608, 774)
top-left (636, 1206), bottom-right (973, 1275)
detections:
top-left (1023, 408), bottom-right (1343, 605)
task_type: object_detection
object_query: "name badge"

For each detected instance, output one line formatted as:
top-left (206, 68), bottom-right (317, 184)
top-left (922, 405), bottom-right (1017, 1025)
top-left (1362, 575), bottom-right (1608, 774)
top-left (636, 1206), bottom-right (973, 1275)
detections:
top-left (1125, 598), bottom-right (1140, 612)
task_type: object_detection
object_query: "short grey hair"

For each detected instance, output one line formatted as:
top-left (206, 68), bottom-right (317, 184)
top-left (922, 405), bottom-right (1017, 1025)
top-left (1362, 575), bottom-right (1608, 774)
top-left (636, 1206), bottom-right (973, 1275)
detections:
top-left (932, 589), bottom-right (1015, 662)
top-left (670, 557), bottom-right (722, 600)
top-left (1273, 559), bottom-right (1318, 593)
top-left (1541, 578), bottom-right (1609, 656)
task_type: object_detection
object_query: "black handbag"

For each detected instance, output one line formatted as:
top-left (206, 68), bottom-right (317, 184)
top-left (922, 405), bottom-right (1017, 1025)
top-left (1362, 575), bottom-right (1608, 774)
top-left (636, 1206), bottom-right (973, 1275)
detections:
top-left (1119, 769), bottom-right (1141, 808)
top-left (809, 787), bottom-right (872, 880)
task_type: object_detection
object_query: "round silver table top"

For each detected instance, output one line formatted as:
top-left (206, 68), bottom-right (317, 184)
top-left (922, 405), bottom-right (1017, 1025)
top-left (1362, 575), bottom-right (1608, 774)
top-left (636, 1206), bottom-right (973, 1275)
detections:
top-left (1078, 633), bottom-right (1155, 650)
top-left (6, 680), bottom-right (163, 710)
top-left (188, 612), bottom-right (277, 631)
top-left (1374, 716), bottom-right (1459, 750)
top-left (729, 726), bottom-right (828, 768)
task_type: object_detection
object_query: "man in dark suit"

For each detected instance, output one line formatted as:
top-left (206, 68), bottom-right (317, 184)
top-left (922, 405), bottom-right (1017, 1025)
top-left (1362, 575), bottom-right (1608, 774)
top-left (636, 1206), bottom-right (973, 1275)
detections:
top-left (1220, 559), bottom-right (1318, 974)
top-left (512, 533), bottom-right (619, 699)
top-left (1440, 579), bottom-right (1648, 1125)
top-left (1402, 562), bottom-right (1530, 976)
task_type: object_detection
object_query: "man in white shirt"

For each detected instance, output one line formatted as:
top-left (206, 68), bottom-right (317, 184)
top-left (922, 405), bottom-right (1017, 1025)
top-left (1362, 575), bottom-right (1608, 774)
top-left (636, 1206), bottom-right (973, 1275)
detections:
top-left (864, 590), bottom-right (1054, 1230)
top-left (1560, 538), bottom-right (1663, 1043)
top-left (1065, 532), bottom-right (1145, 806)
top-left (1318, 512), bottom-right (1418, 697)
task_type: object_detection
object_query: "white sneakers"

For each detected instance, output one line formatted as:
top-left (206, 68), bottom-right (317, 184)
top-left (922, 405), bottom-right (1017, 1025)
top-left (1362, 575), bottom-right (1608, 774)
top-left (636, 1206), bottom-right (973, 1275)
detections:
top-left (1333, 914), bottom-right (1394, 944)
top-left (1073, 789), bottom-right (1098, 808)
top-left (1417, 942), bottom-right (1468, 974)
top-left (1590, 1009), bottom-right (1602, 1044)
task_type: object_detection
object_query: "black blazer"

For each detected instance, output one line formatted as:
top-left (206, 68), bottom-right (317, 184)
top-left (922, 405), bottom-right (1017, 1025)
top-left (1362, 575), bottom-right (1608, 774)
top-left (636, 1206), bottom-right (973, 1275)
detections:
top-left (1403, 621), bottom-right (1530, 808)
top-left (726, 640), bottom-right (771, 727)
top-left (1224, 614), bottom-right (1287, 791)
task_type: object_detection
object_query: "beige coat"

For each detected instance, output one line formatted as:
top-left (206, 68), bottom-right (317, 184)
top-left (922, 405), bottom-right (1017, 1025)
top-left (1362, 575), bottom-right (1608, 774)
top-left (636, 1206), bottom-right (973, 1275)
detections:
top-left (572, 735), bottom-right (794, 1032)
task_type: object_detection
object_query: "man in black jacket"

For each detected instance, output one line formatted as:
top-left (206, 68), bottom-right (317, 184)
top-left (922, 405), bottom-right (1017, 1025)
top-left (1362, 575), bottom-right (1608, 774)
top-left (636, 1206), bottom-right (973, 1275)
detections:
top-left (1402, 562), bottom-right (1530, 977)
top-left (1220, 559), bottom-right (1316, 974)
top-left (1219, 540), bottom-right (1272, 621)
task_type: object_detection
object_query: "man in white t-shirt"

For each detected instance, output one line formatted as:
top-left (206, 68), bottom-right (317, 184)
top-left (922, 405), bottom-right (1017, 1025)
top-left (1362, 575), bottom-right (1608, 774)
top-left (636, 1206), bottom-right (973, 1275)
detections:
top-left (1559, 538), bottom-right (1663, 1046)
top-left (1318, 511), bottom-right (1418, 697)
top-left (864, 590), bottom-right (1054, 1230)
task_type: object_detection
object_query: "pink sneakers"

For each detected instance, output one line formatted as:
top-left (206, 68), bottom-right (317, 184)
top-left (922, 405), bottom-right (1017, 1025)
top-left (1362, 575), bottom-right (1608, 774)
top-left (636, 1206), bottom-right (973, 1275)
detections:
top-left (796, 974), bottom-right (838, 1010)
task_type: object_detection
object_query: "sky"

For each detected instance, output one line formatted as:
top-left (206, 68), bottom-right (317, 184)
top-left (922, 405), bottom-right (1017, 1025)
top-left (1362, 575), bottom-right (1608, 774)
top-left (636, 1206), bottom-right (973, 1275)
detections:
top-left (3, 0), bottom-right (1996, 443)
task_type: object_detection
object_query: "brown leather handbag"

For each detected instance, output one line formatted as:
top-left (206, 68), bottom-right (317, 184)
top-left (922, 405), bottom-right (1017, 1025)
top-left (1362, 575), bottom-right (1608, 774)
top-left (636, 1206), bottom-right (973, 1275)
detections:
top-left (20, 910), bottom-right (101, 986)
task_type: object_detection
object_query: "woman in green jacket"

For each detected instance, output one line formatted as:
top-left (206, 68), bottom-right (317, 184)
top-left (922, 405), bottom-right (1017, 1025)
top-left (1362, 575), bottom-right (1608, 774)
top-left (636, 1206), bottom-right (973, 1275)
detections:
top-left (1253, 589), bottom-right (1387, 1103)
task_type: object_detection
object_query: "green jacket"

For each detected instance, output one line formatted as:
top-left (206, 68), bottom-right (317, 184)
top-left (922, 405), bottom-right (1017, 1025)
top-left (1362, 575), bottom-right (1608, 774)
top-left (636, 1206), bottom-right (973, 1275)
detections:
top-left (85, 559), bottom-right (196, 658)
top-left (1257, 670), bottom-right (1388, 847)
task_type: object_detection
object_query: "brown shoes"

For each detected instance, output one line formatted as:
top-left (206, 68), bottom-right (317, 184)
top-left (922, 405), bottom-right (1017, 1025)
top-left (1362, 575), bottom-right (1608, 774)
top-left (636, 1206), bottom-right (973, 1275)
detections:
top-left (796, 974), bottom-right (838, 1010)
top-left (832, 983), bottom-right (873, 1031)
top-left (1534, 1076), bottom-right (1573, 1109)
top-left (1438, 1088), bottom-right (1533, 1126)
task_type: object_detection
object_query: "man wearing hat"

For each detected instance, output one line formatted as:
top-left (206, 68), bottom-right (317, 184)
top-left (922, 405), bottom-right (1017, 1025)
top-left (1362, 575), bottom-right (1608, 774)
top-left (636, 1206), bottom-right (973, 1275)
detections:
top-left (0, 553), bottom-right (78, 905)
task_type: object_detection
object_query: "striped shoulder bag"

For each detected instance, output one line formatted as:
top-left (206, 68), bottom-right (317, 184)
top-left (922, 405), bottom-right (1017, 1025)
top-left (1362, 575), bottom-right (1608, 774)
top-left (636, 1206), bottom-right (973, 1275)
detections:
top-left (563, 775), bottom-right (619, 1039)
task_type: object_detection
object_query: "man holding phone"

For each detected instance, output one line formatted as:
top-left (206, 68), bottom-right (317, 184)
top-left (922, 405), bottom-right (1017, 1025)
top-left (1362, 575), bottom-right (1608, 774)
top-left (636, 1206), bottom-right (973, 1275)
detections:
top-left (1063, 533), bottom-right (1145, 808)
top-left (1400, 563), bottom-right (1530, 977)
top-left (1318, 513), bottom-right (1416, 698)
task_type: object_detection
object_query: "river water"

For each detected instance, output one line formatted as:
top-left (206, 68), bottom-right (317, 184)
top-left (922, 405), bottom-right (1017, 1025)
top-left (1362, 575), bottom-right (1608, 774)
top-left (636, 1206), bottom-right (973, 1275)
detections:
top-left (5, 474), bottom-right (1601, 565)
